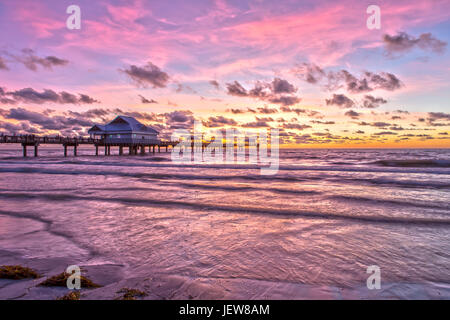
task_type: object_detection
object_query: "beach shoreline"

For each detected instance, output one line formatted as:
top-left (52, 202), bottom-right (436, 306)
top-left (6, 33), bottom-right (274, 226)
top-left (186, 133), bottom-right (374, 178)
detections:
top-left (2, 251), bottom-right (450, 300)
top-left (1, 217), bottom-right (449, 300)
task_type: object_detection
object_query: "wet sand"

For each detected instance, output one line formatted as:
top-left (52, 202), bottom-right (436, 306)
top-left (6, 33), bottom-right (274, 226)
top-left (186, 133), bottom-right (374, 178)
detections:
top-left (1, 214), bottom-right (449, 300)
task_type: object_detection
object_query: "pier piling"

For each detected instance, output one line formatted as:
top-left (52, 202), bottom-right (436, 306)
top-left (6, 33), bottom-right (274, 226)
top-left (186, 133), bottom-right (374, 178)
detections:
top-left (0, 135), bottom-right (177, 158)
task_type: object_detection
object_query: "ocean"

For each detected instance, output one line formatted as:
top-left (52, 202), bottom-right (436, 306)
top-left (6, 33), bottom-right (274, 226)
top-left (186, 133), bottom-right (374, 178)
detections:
top-left (0, 146), bottom-right (449, 299)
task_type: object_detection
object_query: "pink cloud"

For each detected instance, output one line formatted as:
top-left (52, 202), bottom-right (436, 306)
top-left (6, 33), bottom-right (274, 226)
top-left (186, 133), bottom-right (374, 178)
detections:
top-left (10, 0), bottom-right (65, 38)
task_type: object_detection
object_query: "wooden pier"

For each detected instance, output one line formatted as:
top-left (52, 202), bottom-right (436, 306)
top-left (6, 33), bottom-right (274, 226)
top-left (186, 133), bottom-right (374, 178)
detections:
top-left (0, 134), bottom-right (178, 157)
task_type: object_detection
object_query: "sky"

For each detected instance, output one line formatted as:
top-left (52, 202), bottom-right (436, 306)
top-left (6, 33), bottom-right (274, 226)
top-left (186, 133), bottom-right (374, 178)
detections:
top-left (0, 0), bottom-right (449, 148)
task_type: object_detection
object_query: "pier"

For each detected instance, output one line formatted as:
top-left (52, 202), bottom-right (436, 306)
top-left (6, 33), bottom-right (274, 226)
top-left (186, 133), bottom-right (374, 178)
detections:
top-left (0, 134), bottom-right (178, 157)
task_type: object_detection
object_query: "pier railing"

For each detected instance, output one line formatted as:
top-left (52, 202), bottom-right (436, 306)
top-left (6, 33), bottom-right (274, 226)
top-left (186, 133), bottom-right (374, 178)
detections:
top-left (0, 135), bottom-right (100, 145)
top-left (0, 134), bottom-right (179, 157)
top-left (0, 134), bottom-right (178, 145)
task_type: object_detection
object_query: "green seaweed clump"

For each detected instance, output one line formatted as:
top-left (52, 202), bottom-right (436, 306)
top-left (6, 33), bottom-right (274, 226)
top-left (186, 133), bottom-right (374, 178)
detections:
top-left (57, 291), bottom-right (81, 300)
top-left (39, 272), bottom-right (101, 288)
top-left (116, 288), bottom-right (147, 300)
top-left (0, 265), bottom-right (40, 280)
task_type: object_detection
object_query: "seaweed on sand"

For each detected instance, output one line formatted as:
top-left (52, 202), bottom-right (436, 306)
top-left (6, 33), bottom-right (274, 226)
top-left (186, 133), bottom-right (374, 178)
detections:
top-left (57, 291), bottom-right (81, 300)
top-left (0, 265), bottom-right (40, 280)
top-left (39, 271), bottom-right (101, 288)
top-left (116, 288), bottom-right (147, 300)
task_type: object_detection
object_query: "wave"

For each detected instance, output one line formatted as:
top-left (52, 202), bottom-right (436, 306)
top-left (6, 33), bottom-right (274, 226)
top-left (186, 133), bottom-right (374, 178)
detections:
top-left (170, 182), bottom-right (321, 195)
top-left (371, 159), bottom-right (450, 168)
top-left (0, 166), bottom-right (311, 182)
top-left (0, 183), bottom-right (321, 197)
top-left (1, 158), bottom-right (450, 176)
top-left (0, 192), bottom-right (449, 226)
top-left (336, 177), bottom-right (450, 190)
top-left (0, 166), bottom-right (448, 190)
top-left (328, 195), bottom-right (450, 211)
top-left (146, 156), bottom-right (168, 162)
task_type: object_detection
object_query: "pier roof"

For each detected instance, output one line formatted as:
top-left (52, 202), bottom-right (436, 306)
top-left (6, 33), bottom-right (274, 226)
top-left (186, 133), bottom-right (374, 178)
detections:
top-left (88, 116), bottom-right (158, 134)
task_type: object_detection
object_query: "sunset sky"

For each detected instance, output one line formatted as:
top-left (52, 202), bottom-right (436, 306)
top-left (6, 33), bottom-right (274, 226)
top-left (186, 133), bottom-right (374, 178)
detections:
top-left (0, 0), bottom-right (449, 147)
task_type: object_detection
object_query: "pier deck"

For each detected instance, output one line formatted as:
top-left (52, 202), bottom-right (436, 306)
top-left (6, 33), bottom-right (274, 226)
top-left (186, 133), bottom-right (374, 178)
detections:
top-left (0, 134), bottom-right (178, 157)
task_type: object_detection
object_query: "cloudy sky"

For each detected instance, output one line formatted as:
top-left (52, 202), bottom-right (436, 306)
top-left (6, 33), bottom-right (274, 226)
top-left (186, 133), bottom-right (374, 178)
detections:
top-left (0, 0), bottom-right (449, 147)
